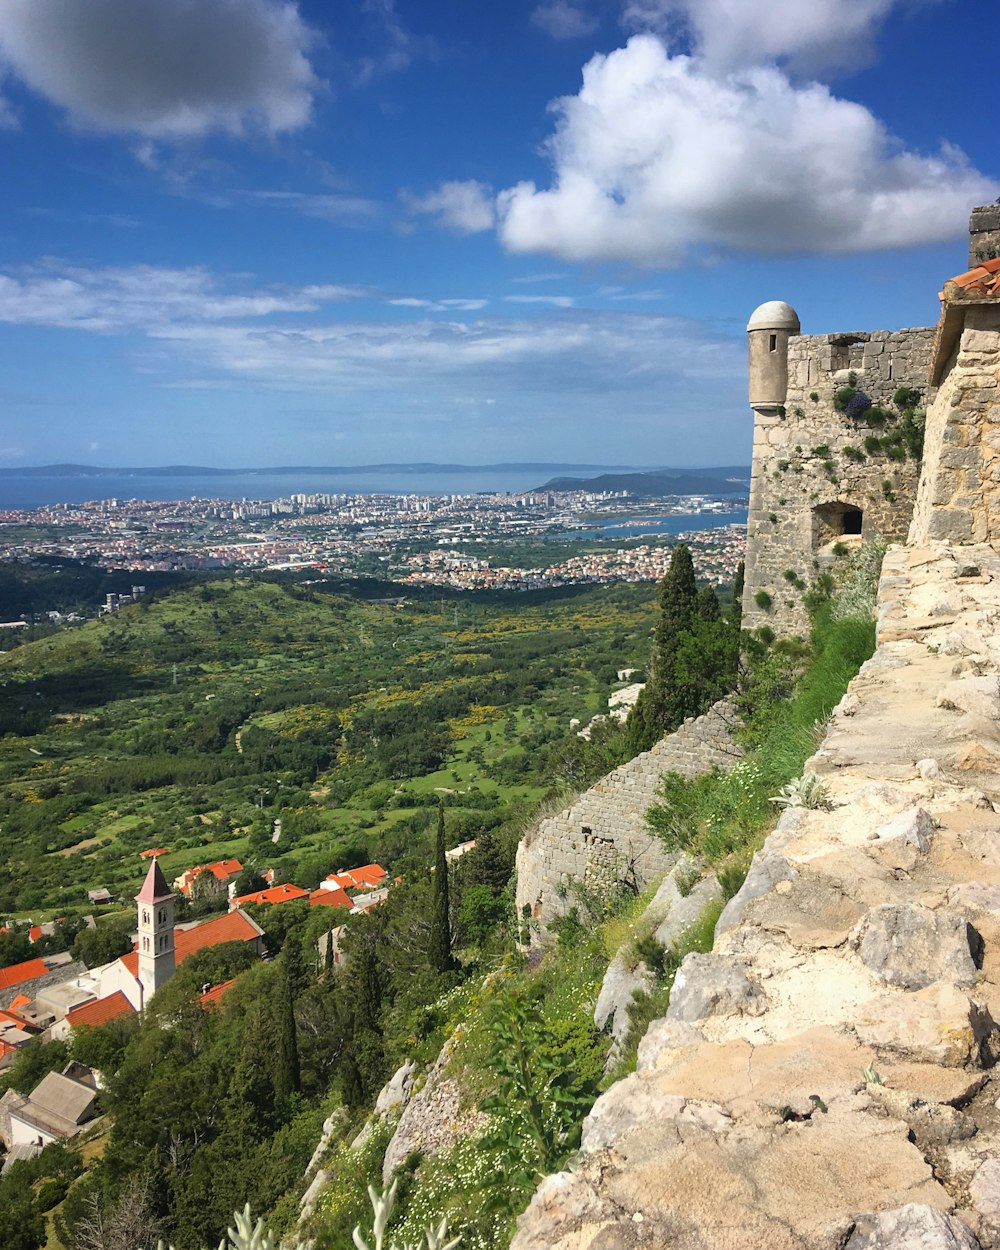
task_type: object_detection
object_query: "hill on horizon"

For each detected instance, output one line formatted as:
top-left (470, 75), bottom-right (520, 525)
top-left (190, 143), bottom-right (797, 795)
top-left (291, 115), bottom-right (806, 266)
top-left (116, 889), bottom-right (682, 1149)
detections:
top-left (537, 467), bottom-right (751, 495)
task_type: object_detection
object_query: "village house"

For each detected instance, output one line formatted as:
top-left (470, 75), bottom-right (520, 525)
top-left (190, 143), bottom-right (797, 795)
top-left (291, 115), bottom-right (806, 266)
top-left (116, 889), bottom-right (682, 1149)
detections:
top-left (0, 1063), bottom-right (100, 1155)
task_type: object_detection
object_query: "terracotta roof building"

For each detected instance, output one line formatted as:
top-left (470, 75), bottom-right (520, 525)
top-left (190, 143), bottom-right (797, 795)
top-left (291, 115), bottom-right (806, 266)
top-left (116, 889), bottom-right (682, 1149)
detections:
top-left (231, 883), bottom-right (309, 909)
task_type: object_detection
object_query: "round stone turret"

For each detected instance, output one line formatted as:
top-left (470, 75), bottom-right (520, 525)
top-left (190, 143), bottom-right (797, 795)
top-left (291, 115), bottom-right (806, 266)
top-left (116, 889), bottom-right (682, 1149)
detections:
top-left (747, 301), bottom-right (800, 412)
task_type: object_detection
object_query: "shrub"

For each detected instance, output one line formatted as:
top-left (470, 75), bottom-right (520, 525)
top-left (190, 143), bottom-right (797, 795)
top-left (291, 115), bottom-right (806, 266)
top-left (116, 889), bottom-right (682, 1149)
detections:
top-left (833, 387), bottom-right (855, 412)
top-left (809, 392), bottom-right (819, 402)
top-left (770, 772), bottom-right (831, 810)
top-left (893, 386), bottom-right (921, 410)
top-left (844, 391), bottom-right (872, 420)
top-left (754, 590), bottom-right (772, 610)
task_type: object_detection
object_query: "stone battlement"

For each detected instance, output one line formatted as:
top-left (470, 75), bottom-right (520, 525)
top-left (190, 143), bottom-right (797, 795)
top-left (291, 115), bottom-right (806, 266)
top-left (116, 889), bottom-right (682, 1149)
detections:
top-left (515, 700), bottom-right (741, 932)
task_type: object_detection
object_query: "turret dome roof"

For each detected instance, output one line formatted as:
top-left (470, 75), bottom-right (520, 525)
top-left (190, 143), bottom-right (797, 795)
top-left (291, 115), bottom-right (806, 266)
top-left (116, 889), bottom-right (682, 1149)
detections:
top-left (747, 301), bottom-right (800, 332)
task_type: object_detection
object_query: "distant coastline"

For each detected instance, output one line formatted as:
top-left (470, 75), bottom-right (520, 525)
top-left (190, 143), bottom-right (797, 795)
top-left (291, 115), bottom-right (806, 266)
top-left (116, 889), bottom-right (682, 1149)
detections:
top-left (1, 461), bottom-right (644, 479)
top-left (0, 463), bottom-right (752, 512)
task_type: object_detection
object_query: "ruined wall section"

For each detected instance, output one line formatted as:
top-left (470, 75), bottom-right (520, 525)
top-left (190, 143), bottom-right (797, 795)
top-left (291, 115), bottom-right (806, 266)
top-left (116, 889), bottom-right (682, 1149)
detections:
top-left (911, 305), bottom-right (1000, 546)
top-left (515, 700), bottom-right (741, 933)
top-left (743, 327), bottom-right (934, 637)
top-left (514, 542), bottom-right (1000, 1250)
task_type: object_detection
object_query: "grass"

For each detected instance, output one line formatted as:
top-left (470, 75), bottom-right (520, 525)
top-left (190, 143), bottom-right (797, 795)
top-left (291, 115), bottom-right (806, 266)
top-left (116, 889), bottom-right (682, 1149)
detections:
top-left (646, 594), bottom-right (877, 892)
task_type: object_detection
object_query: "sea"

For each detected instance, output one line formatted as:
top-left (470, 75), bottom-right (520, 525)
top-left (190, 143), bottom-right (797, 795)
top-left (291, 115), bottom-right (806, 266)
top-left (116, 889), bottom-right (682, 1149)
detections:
top-left (566, 511), bottom-right (747, 540)
top-left (0, 469), bottom-right (748, 536)
top-left (0, 468), bottom-right (565, 510)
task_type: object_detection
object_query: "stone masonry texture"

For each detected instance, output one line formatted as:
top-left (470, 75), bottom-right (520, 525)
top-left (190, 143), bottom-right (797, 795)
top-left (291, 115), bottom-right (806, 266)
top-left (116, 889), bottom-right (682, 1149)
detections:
top-left (743, 327), bottom-right (935, 637)
top-left (515, 700), bottom-right (741, 932)
top-left (910, 306), bottom-right (1000, 547)
top-left (513, 542), bottom-right (1000, 1250)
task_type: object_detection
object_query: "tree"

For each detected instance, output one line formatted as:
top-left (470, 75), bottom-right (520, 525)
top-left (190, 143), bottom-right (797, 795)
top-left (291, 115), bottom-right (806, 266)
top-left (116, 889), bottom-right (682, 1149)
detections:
top-left (71, 919), bottom-right (134, 970)
top-left (429, 803), bottom-right (453, 973)
top-left (625, 543), bottom-right (699, 753)
top-left (272, 951), bottom-right (301, 1106)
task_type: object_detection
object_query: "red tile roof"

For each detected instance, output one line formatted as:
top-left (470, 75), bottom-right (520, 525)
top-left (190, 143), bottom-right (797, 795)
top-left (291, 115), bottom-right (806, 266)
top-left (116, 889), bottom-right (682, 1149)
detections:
top-left (28, 926), bottom-right (43, 943)
top-left (139, 847), bottom-right (169, 859)
top-left (65, 991), bottom-right (135, 1030)
top-left (942, 257), bottom-right (1000, 300)
top-left (0, 1008), bottom-right (33, 1030)
top-left (309, 886), bottom-right (353, 909)
top-left (0, 958), bottom-right (48, 991)
top-left (199, 980), bottom-right (234, 1008)
top-left (175, 910), bottom-right (264, 960)
top-left (8, 994), bottom-right (31, 1012)
top-left (233, 883), bottom-right (309, 907)
top-left (119, 909), bottom-right (264, 981)
top-left (324, 864), bottom-right (388, 891)
top-left (207, 858), bottom-right (243, 881)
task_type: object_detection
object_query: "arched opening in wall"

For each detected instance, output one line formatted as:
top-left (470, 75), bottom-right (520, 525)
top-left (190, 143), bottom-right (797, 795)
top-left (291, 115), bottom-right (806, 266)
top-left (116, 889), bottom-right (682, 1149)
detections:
top-left (812, 502), bottom-right (865, 550)
top-left (829, 335), bottom-right (868, 373)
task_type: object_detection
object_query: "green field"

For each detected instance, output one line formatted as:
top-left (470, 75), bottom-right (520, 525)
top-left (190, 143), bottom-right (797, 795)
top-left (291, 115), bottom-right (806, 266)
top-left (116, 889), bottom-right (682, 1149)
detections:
top-left (0, 572), bottom-right (656, 921)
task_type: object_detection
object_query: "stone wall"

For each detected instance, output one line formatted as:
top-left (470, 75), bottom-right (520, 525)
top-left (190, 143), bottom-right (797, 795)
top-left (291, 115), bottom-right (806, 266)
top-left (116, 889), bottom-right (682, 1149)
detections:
top-left (513, 542), bottom-right (1000, 1250)
top-left (515, 700), bottom-right (741, 932)
top-left (910, 305), bottom-right (1000, 546)
top-left (744, 327), bottom-right (935, 637)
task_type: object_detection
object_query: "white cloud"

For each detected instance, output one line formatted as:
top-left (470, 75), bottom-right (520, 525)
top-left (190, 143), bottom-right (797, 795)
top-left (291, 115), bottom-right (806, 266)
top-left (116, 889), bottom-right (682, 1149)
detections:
top-left (622, 0), bottom-right (902, 75)
top-left (247, 190), bottom-right (387, 226)
top-left (404, 180), bottom-right (496, 234)
top-left (388, 297), bottom-right (490, 311)
top-left (497, 35), bottom-right (998, 265)
top-left (356, 0), bottom-right (437, 83)
top-left (531, 1), bottom-right (599, 40)
top-left (0, 0), bottom-right (318, 137)
top-left (0, 262), bottom-right (362, 333)
top-left (149, 310), bottom-right (743, 407)
top-left (504, 295), bottom-right (576, 308)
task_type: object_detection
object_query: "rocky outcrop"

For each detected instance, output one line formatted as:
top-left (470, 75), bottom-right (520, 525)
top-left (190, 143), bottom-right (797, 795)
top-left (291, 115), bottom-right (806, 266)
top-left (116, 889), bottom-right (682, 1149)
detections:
top-left (513, 543), bottom-right (1000, 1250)
top-left (380, 1030), bottom-right (487, 1183)
top-left (593, 861), bottom-right (722, 1067)
top-left (516, 700), bottom-right (740, 932)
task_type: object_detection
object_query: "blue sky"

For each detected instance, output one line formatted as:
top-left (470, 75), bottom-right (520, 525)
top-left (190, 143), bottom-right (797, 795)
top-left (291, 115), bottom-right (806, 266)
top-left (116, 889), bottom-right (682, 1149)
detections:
top-left (0, 0), bottom-right (996, 469)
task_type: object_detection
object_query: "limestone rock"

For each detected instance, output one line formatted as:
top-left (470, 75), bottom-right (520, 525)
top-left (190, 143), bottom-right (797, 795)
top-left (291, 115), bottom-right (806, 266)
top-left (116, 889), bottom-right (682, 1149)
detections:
top-left (652, 875), bottom-right (722, 949)
top-left (853, 984), bottom-right (987, 1066)
top-left (381, 1033), bottom-right (487, 1182)
top-left (970, 1158), bottom-right (1000, 1229)
top-left (666, 953), bottom-right (763, 1024)
top-left (867, 1083), bottom-right (976, 1150)
top-left (876, 807), bottom-right (935, 852)
top-left (716, 852), bottom-right (796, 935)
top-left (954, 740), bottom-right (1000, 771)
top-left (635, 1018), bottom-right (702, 1071)
top-left (593, 949), bottom-right (656, 1048)
top-left (845, 1204), bottom-right (981, 1249)
top-left (857, 904), bottom-right (979, 990)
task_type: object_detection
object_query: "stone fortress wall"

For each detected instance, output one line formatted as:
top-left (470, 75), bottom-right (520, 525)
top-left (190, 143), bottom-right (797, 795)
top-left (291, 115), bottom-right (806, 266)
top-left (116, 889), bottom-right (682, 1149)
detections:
top-left (510, 207), bottom-right (1000, 1250)
top-left (515, 700), bottom-right (741, 931)
top-left (743, 316), bottom-right (936, 637)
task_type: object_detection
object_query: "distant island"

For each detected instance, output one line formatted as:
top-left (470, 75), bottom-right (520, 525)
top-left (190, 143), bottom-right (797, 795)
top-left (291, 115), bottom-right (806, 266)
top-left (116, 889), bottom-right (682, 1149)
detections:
top-left (1, 462), bottom-right (751, 491)
top-left (537, 467), bottom-right (751, 496)
top-left (1, 462), bottom-right (640, 479)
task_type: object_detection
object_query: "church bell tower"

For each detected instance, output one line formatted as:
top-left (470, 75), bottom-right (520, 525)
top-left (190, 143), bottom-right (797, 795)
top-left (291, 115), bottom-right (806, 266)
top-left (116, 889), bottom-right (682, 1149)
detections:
top-left (136, 858), bottom-right (176, 1007)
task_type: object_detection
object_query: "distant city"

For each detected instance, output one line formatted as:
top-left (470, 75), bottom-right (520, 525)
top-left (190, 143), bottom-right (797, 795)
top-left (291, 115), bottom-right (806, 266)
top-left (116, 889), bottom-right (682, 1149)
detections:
top-left (0, 484), bottom-right (748, 609)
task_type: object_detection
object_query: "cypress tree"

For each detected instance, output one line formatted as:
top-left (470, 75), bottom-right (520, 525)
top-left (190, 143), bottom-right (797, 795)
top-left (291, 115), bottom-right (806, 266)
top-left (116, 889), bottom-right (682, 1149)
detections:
top-left (324, 926), bottom-right (334, 974)
top-left (728, 559), bottom-right (745, 676)
top-left (429, 802), bottom-right (454, 973)
top-left (272, 952), bottom-right (301, 1104)
top-left (729, 560), bottom-right (745, 632)
top-left (697, 585), bottom-right (721, 621)
top-left (626, 543), bottom-right (699, 752)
